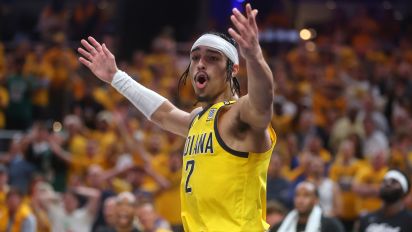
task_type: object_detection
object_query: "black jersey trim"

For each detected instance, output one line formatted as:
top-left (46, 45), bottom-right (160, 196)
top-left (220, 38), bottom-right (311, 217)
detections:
top-left (214, 104), bottom-right (249, 158)
top-left (188, 111), bottom-right (200, 129)
top-left (188, 104), bottom-right (214, 129)
top-left (198, 104), bottom-right (213, 118)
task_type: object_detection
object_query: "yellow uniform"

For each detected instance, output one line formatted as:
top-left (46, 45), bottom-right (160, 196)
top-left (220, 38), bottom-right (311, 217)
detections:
top-left (181, 101), bottom-right (276, 232)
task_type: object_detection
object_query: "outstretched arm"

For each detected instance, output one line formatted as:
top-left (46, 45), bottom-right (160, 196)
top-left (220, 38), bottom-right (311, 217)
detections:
top-left (228, 4), bottom-right (274, 129)
top-left (77, 37), bottom-right (195, 137)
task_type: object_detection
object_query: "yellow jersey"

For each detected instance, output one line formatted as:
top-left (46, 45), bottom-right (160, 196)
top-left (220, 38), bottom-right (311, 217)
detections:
top-left (181, 101), bottom-right (276, 232)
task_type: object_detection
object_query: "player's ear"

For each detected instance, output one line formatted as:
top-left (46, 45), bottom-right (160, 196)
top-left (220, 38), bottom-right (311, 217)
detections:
top-left (232, 64), bottom-right (239, 77)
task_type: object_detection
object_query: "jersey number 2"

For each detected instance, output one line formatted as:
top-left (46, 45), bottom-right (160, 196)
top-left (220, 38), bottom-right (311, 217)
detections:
top-left (185, 160), bottom-right (195, 193)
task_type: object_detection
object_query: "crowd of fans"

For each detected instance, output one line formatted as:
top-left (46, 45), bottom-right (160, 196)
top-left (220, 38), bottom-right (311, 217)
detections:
top-left (0, 1), bottom-right (412, 232)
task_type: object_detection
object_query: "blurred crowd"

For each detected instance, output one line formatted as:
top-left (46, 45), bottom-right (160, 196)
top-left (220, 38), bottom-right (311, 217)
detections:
top-left (1, 0), bottom-right (412, 232)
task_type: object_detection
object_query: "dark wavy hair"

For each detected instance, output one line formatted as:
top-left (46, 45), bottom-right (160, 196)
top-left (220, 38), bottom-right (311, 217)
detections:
top-left (178, 32), bottom-right (241, 100)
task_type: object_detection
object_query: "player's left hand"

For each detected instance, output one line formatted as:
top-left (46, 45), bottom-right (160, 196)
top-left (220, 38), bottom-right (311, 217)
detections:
top-left (228, 3), bottom-right (261, 61)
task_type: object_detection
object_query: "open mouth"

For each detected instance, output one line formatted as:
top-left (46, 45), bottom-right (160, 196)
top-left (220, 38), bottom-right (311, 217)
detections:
top-left (195, 72), bottom-right (209, 89)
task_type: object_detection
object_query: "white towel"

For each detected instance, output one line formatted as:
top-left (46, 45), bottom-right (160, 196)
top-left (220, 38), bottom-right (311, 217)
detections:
top-left (277, 205), bottom-right (322, 232)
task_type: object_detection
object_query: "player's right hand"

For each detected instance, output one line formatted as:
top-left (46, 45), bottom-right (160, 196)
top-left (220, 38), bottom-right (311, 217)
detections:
top-left (78, 36), bottom-right (118, 83)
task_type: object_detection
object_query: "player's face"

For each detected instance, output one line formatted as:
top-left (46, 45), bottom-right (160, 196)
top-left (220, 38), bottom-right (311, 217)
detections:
top-left (380, 178), bottom-right (404, 203)
top-left (189, 46), bottom-right (231, 103)
top-left (294, 183), bottom-right (318, 215)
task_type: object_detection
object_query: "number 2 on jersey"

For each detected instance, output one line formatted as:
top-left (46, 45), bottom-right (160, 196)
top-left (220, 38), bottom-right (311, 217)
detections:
top-left (185, 160), bottom-right (195, 193)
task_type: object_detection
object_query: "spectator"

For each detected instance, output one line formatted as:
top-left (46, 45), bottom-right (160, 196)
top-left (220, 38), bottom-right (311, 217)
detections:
top-left (0, 187), bottom-right (37, 232)
top-left (40, 186), bottom-right (101, 232)
top-left (30, 181), bottom-right (52, 232)
top-left (266, 200), bottom-right (287, 230)
top-left (329, 101), bottom-right (364, 152)
top-left (0, 164), bottom-right (9, 215)
top-left (135, 201), bottom-right (172, 232)
top-left (307, 156), bottom-right (341, 217)
top-left (37, 0), bottom-right (68, 41)
top-left (22, 43), bottom-right (52, 120)
top-left (303, 134), bottom-right (332, 164)
top-left (1, 135), bottom-right (36, 194)
top-left (150, 150), bottom-right (183, 231)
top-left (86, 165), bottom-right (116, 231)
top-left (362, 114), bottom-right (389, 160)
top-left (95, 196), bottom-right (117, 232)
top-left (388, 131), bottom-right (412, 174)
top-left (113, 192), bottom-right (141, 232)
top-left (267, 152), bottom-right (291, 209)
top-left (5, 56), bottom-right (34, 130)
top-left (0, 78), bottom-right (9, 129)
top-left (271, 181), bottom-right (344, 232)
top-left (329, 139), bottom-right (364, 231)
top-left (357, 169), bottom-right (412, 232)
top-left (25, 122), bottom-right (54, 179)
top-left (353, 148), bottom-right (389, 216)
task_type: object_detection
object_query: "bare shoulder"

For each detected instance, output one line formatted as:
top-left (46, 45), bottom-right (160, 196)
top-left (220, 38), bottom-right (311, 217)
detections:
top-left (190, 107), bottom-right (203, 120)
top-left (190, 107), bottom-right (203, 116)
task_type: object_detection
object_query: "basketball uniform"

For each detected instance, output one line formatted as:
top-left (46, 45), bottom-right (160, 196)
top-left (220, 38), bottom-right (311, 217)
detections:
top-left (181, 101), bottom-right (276, 231)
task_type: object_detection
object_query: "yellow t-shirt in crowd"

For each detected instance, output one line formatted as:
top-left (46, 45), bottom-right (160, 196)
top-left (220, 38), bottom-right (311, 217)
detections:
top-left (353, 165), bottom-right (388, 216)
top-left (329, 158), bottom-right (365, 220)
top-left (0, 86), bottom-right (9, 128)
top-left (152, 154), bottom-right (182, 225)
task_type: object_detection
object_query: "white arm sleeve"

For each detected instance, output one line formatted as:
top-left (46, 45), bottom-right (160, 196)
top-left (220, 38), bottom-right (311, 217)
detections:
top-left (111, 70), bottom-right (167, 119)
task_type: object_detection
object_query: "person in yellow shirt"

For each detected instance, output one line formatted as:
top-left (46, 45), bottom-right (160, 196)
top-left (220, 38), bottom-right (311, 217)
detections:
top-left (0, 85), bottom-right (9, 129)
top-left (304, 134), bottom-right (332, 164)
top-left (0, 165), bottom-right (10, 214)
top-left (312, 79), bottom-right (347, 130)
top-left (0, 187), bottom-right (37, 232)
top-left (352, 149), bottom-right (389, 216)
top-left (23, 43), bottom-right (53, 120)
top-left (150, 150), bottom-right (183, 231)
top-left (29, 181), bottom-right (52, 232)
top-left (78, 3), bottom-right (275, 231)
top-left (389, 131), bottom-right (412, 174)
top-left (329, 139), bottom-right (364, 231)
top-left (49, 136), bottom-right (105, 181)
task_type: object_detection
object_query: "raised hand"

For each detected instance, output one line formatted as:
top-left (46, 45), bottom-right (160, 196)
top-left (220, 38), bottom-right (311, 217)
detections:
top-left (78, 36), bottom-right (118, 83)
top-left (228, 3), bottom-right (261, 61)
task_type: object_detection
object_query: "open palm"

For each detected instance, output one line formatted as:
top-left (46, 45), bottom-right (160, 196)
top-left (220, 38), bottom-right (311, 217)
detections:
top-left (228, 3), bottom-right (261, 61)
top-left (78, 36), bottom-right (118, 83)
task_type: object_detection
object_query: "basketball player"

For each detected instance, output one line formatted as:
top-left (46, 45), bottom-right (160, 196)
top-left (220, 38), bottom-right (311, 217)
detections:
top-left (78, 3), bottom-right (275, 231)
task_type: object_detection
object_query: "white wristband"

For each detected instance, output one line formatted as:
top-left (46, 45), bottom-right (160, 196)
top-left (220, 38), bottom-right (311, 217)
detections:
top-left (111, 70), bottom-right (166, 119)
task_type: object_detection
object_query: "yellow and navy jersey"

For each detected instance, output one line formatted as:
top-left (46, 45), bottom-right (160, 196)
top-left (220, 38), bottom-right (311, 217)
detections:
top-left (181, 101), bottom-right (276, 232)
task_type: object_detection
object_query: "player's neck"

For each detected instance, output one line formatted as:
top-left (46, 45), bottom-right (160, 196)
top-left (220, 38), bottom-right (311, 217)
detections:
top-left (383, 200), bottom-right (404, 217)
top-left (214, 87), bottom-right (238, 103)
top-left (198, 88), bottom-right (238, 108)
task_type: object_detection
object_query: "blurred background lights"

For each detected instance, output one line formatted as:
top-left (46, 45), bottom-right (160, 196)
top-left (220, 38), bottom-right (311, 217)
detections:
top-left (300, 29), bottom-right (311, 40)
top-left (53, 121), bottom-right (63, 132)
top-left (299, 28), bottom-right (316, 40)
top-left (305, 41), bottom-right (317, 52)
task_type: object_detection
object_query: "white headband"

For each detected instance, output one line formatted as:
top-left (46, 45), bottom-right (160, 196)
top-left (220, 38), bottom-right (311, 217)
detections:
top-left (385, 170), bottom-right (409, 193)
top-left (191, 34), bottom-right (239, 65)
